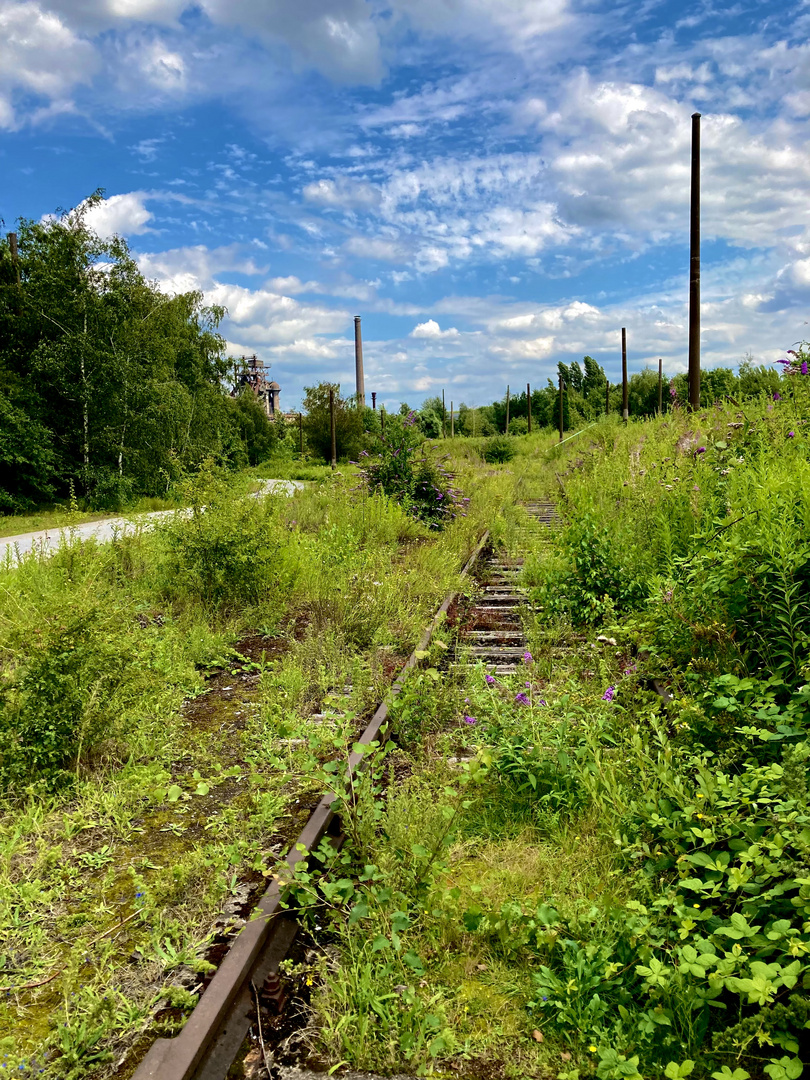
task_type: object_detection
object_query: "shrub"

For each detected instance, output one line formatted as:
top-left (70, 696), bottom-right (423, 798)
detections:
top-left (481, 435), bottom-right (516, 463)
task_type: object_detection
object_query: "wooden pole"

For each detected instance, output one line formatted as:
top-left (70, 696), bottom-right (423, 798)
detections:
top-left (658, 358), bottom-right (663, 415)
top-left (688, 113), bottom-right (701, 411)
top-left (621, 327), bottom-right (628, 422)
top-left (526, 383), bottom-right (532, 434)
top-left (329, 387), bottom-right (336, 469)
top-left (557, 378), bottom-right (565, 440)
top-left (505, 385), bottom-right (510, 434)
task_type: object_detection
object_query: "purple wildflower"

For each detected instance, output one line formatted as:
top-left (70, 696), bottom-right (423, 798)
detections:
top-left (485, 673), bottom-right (496, 685)
top-left (788, 431), bottom-right (795, 438)
top-left (670, 386), bottom-right (677, 398)
top-left (623, 663), bottom-right (637, 674)
top-left (773, 392), bottom-right (782, 401)
top-left (602, 686), bottom-right (616, 702)
top-left (515, 692), bottom-right (530, 706)
top-left (523, 650), bottom-right (533, 664)
top-left (777, 358), bottom-right (791, 365)
top-left (696, 446), bottom-right (706, 455)
top-left (537, 699), bottom-right (547, 706)
top-left (464, 715), bottom-right (477, 725)
top-left (803, 361), bottom-right (809, 375)
top-left (525, 681), bottom-right (532, 688)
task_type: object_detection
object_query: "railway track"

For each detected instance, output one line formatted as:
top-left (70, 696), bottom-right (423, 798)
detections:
top-left (132, 500), bottom-right (557, 1080)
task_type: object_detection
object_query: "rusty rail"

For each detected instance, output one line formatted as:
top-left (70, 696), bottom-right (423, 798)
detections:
top-left (132, 530), bottom-right (490, 1080)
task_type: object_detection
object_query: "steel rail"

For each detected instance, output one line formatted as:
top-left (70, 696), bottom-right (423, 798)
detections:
top-left (132, 530), bottom-right (491, 1080)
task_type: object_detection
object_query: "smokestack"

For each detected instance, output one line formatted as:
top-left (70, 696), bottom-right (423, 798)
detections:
top-left (354, 316), bottom-right (365, 409)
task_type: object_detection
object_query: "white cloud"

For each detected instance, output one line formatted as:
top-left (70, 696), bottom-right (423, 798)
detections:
top-left (82, 191), bottom-right (154, 238)
top-left (302, 177), bottom-right (380, 209)
top-left (410, 319), bottom-right (459, 338)
top-left (137, 243), bottom-right (269, 291)
top-left (0, 2), bottom-right (98, 128)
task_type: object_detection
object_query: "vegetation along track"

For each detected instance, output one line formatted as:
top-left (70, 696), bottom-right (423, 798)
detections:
top-left (132, 499), bottom-right (557, 1080)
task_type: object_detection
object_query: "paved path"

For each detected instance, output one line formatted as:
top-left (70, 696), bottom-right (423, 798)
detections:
top-left (0, 480), bottom-right (304, 563)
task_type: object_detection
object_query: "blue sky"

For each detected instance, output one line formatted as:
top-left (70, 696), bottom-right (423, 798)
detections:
top-left (2, 0), bottom-right (810, 412)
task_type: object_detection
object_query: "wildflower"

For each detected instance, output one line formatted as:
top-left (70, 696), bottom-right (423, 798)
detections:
top-left (670, 386), bottom-right (677, 398)
top-left (485, 673), bottom-right (496, 685)
top-left (464, 715), bottom-right (477, 725)
top-left (589, 1044), bottom-right (598, 1053)
top-left (537, 698), bottom-right (547, 706)
top-left (803, 361), bottom-right (809, 375)
top-left (788, 431), bottom-right (795, 438)
top-left (523, 650), bottom-right (533, 664)
top-left (623, 663), bottom-right (637, 674)
top-left (602, 686), bottom-right (615, 702)
top-left (515, 692), bottom-right (530, 706)
top-left (525, 681), bottom-right (531, 688)
top-left (696, 446), bottom-right (706, 455)
top-left (773, 391), bottom-right (781, 401)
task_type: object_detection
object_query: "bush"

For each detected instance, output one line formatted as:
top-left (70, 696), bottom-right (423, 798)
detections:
top-left (481, 436), bottom-right (516, 463)
top-left (358, 412), bottom-right (467, 529)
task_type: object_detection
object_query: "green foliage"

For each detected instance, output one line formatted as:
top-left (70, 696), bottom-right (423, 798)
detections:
top-left (481, 435), bottom-right (516, 463)
top-left (301, 382), bottom-right (364, 463)
top-left (0, 198), bottom-right (278, 513)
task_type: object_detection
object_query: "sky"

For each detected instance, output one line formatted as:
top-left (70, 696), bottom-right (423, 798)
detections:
top-left (2, 0), bottom-right (810, 412)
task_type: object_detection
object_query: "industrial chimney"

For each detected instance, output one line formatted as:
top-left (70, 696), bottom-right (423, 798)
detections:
top-left (354, 316), bottom-right (365, 409)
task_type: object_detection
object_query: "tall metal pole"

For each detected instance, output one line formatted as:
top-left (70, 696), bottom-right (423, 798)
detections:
top-left (329, 387), bottom-right (336, 469)
top-left (658, 358), bottom-right (663, 415)
top-left (688, 112), bottom-right (701, 411)
top-left (354, 316), bottom-right (365, 410)
top-left (526, 382), bottom-right (532, 434)
top-left (371, 392), bottom-right (377, 410)
top-left (621, 327), bottom-right (628, 422)
top-left (442, 389), bottom-right (446, 438)
top-left (558, 374), bottom-right (564, 441)
top-left (505, 385), bottom-right (510, 433)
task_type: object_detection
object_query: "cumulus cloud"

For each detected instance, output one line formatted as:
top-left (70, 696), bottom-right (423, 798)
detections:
top-left (82, 191), bottom-right (154, 238)
top-left (137, 243), bottom-right (269, 291)
top-left (302, 177), bottom-right (380, 209)
top-left (410, 319), bottom-right (459, 338)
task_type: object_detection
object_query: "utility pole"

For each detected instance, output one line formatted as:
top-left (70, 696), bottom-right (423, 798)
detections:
top-left (371, 392), bottom-right (376, 410)
top-left (354, 316), bottom-right (365, 410)
top-left (527, 383), bottom-right (532, 434)
top-left (505, 385), bottom-right (510, 433)
top-left (329, 387), bottom-right (336, 469)
top-left (688, 113), bottom-right (701, 410)
top-left (658, 358), bottom-right (663, 415)
top-left (557, 378), bottom-right (565, 440)
top-left (622, 327), bottom-right (628, 423)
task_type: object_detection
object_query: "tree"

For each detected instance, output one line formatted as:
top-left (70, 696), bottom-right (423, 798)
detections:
top-left (301, 383), bottom-right (364, 462)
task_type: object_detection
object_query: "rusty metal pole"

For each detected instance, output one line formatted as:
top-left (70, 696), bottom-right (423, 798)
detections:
top-left (299, 412), bottom-right (303, 457)
top-left (557, 371), bottom-right (565, 438)
top-left (688, 112), bottom-right (701, 411)
top-left (622, 327), bottom-right (628, 422)
top-left (450, 401), bottom-right (454, 438)
top-left (329, 388), bottom-right (336, 469)
top-left (526, 382), bottom-right (532, 434)
top-left (505, 385), bottom-right (510, 434)
top-left (658, 358), bottom-right (663, 415)
top-left (371, 392), bottom-right (376, 410)
top-left (442, 390), bottom-right (446, 438)
top-left (354, 316), bottom-right (365, 410)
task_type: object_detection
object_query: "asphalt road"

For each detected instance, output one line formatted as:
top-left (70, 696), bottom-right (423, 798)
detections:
top-left (0, 479), bottom-right (304, 564)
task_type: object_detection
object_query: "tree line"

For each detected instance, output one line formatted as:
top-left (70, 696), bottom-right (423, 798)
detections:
top-left (0, 194), bottom-right (282, 512)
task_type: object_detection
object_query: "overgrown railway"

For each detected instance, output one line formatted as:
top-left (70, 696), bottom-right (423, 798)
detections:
top-left (132, 500), bottom-right (558, 1080)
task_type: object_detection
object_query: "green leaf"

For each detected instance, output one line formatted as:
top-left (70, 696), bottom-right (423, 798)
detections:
top-left (166, 784), bottom-right (182, 802)
top-left (194, 782), bottom-right (210, 796)
top-left (371, 935), bottom-right (391, 952)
